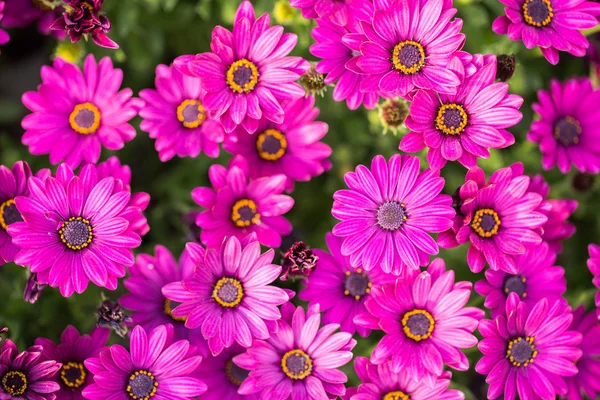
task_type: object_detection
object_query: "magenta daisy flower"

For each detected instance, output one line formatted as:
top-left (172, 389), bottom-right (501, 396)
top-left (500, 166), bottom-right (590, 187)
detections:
top-left (139, 63), bottom-right (225, 161)
top-left (0, 339), bottom-right (61, 400)
top-left (563, 306), bottom-right (600, 400)
top-left (399, 54), bottom-right (523, 169)
top-left (83, 324), bottom-right (207, 400)
top-left (343, 357), bottom-right (465, 400)
top-left (0, 1), bottom-right (9, 51)
top-left (161, 235), bottom-right (290, 356)
top-left (96, 156), bottom-right (150, 237)
top-left (290, 0), bottom-right (363, 26)
top-left (455, 164), bottom-right (547, 274)
top-left (475, 242), bottom-right (566, 318)
top-left (527, 174), bottom-right (577, 253)
top-left (331, 154), bottom-right (455, 275)
top-left (21, 54), bottom-right (143, 168)
top-left (196, 343), bottom-right (257, 400)
top-left (299, 232), bottom-right (396, 337)
top-left (588, 244), bottom-right (600, 317)
top-left (528, 78), bottom-right (600, 173)
top-left (119, 245), bottom-right (209, 355)
top-left (224, 96), bottom-right (331, 191)
top-left (8, 163), bottom-right (142, 297)
top-left (234, 302), bottom-right (356, 399)
top-left (191, 157), bottom-right (293, 248)
top-left (354, 259), bottom-right (484, 384)
top-left (476, 294), bottom-right (582, 400)
top-left (35, 326), bottom-right (109, 400)
top-left (492, 0), bottom-right (600, 64)
top-left (357, 0), bottom-right (464, 97)
top-left (1, 0), bottom-right (64, 38)
top-left (174, 1), bottom-right (310, 134)
top-left (310, 5), bottom-right (389, 110)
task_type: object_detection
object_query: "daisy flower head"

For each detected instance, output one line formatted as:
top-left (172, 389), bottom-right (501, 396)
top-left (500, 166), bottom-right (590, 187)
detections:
top-left (139, 63), bottom-right (225, 161)
top-left (528, 77), bottom-right (600, 174)
top-left (454, 164), bottom-right (547, 274)
top-left (83, 324), bottom-right (207, 400)
top-left (224, 96), bottom-right (331, 192)
top-left (234, 302), bottom-right (356, 400)
top-left (331, 154), bottom-right (455, 275)
top-left (475, 242), bottom-right (566, 318)
top-left (0, 1), bottom-right (9, 52)
top-left (357, 0), bottom-right (464, 98)
top-left (492, 0), bottom-right (600, 64)
top-left (563, 306), bottom-right (600, 400)
top-left (161, 235), bottom-right (290, 356)
top-left (0, 339), bottom-right (61, 400)
top-left (21, 54), bottom-right (143, 168)
top-left (96, 156), bottom-right (150, 237)
top-left (476, 294), bottom-right (582, 400)
top-left (354, 259), bottom-right (485, 384)
top-left (290, 0), bottom-right (365, 25)
top-left (588, 244), bottom-right (600, 317)
top-left (8, 163), bottom-right (142, 297)
top-left (35, 326), bottom-right (110, 400)
top-left (174, 1), bottom-right (310, 133)
top-left (344, 357), bottom-right (465, 400)
top-left (299, 232), bottom-right (396, 337)
top-left (119, 245), bottom-right (209, 355)
top-left (192, 157), bottom-right (294, 248)
top-left (400, 54), bottom-right (523, 169)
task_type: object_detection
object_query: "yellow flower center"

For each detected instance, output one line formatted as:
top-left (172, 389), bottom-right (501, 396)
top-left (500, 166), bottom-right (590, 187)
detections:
top-left (436, 103), bottom-right (468, 135)
top-left (231, 199), bottom-right (260, 228)
top-left (69, 102), bottom-right (101, 135)
top-left (0, 198), bottom-right (22, 230)
top-left (212, 277), bottom-right (244, 308)
top-left (176, 99), bottom-right (206, 129)
top-left (401, 309), bottom-right (435, 342)
top-left (383, 391), bottom-right (411, 400)
top-left (256, 129), bottom-right (288, 161)
top-left (226, 59), bottom-right (260, 94)
top-left (126, 370), bottom-right (158, 400)
top-left (225, 359), bottom-right (249, 386)
top-left (392, 40), bottom-right (425, 75)
top-left (1, 371), bottom-right (28, 396)
top-left (60, 361), bottom-right (87, 389)
top-left (164, 299), bottom-right (187, 322)
top-left (281, 349), bottom-right (312, 380)
top-left (522, 0), bottom-right (554, 27)
top-left (471, 208), bottom-right (501, 238)
top-left (507, 336), bottom-right (538, 367)
top-left (59, 216), bottom-right (93, 251)
top-left (343, 269), bottom-right (372, 301)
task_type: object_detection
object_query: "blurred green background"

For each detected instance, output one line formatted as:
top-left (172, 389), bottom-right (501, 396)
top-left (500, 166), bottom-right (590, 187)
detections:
top-left (1, 0), bottom-right (600, 398)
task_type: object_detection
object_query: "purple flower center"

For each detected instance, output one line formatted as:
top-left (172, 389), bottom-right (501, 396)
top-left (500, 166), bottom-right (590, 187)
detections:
top-left (0, 198), bottom-right (23, 230)
top-left (281, 349), bottom-right (313, 380)
top-left (69, 102), bottom-right (101, 135)
top-left (344, 269), bottom-right (372, 300)
top-left (176, 99), bottom-right (206, 129)
top-left (383, 391), bottom-right (410, 400)
top-left (213, 277), bottom-right (244, 308)
top-left (227, 59), bottom-right (260, 94)
top-left (231, 199), bottom-right (261, 228)
top-left (503, 275), bottom-right (527, 298)
top-left (507, 337), bottom-right (537, 367)
top-left (471, 208), bottom-right (501, 238)
top-left (402, 309), bottom-right (435, 342)
top-left (554, 116), bottom-right (581, 147)
top-left (61, 361), bottom-right (87, 389)
top-left (164, 299), bottom-right (187, 322)
top-left (392, 40), bottom-right (425, 75)
top-left (127, 370), bottom-right (158, 399)
top-left (436, 103), bottom-right (468, 135)
top-left (376, 201), bottom-right (407, 231)
top-left (256, 129), bottom-right (288, 161)
top-left (59, 217), bottom-right (93, 251)
top-left (522, 0), bottom-right (553, 27)
top-left (225, 359), bottom-right (249, 386)
top-left (1, 371), bottom-right (27, 396)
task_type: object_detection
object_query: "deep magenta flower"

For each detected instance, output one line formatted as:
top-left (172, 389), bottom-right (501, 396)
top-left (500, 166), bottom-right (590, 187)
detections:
top-left (400, 54), bottom-right (522, 169)
top-left (477, 294), bottom-right (582, 400)
top-left (299, 232), bottom-right (396, 337)
top-left (0, 339), bottom-right (61, 400)
top-left (357, 0), bottom-right (464, 97)
top-left (196, 343), bottom-right (257, 400)
top-left (191, 157), bottom-right (293, 248)
top-left (174, 1), bottom-right (310, 133)
top-left (492, 0), bottom-right (600, 64)
top-left (343, 357), bottom-right (464, 400)
top-left (331, 154), bottom-right (455, 275)
top-left (21, 55), bottom-right (143, 168)
top-left (96, 156), bottom-right (150, 236)
top-left (139, 64), bottom-right (225, 161)
top-left (8, 163), bottom-right (142, 297)
top-left (0, 1), bottom-right (9, 52)
top-left (528, 78), bottom-right (600, 174)
top-left (1, 0), bottom-right (64, 38)
top-left (224, 96), bottom-right (331, 191)
top-left (563, 306), bottom-right (600, 400)
top-left (35, 326), bottom-right (109, 400)
top-left (527, 174), bottom-right (577, 253)
top-left (234, 302), bottom-right (356, 399)
top-left (280, 241), bottom-right (318, 281)
top-left (290, 0), bottom-right (363, 26)
top-left (120, 245), bottom-right (209, 355)
top-left (83, 324), bottom-right (207, 400)
top-left (588, 244), bottom-right (600, 317)
top-left (454, 164), bottom-right (546, 274)
top-left (475, 242), bottom-right (566, 318)
top-left (161, 235), bottom-right (289, 356)
top-left (50, 0), bottom-right (117, 49)
top-left (354, 259), bottom-right (484, 385)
